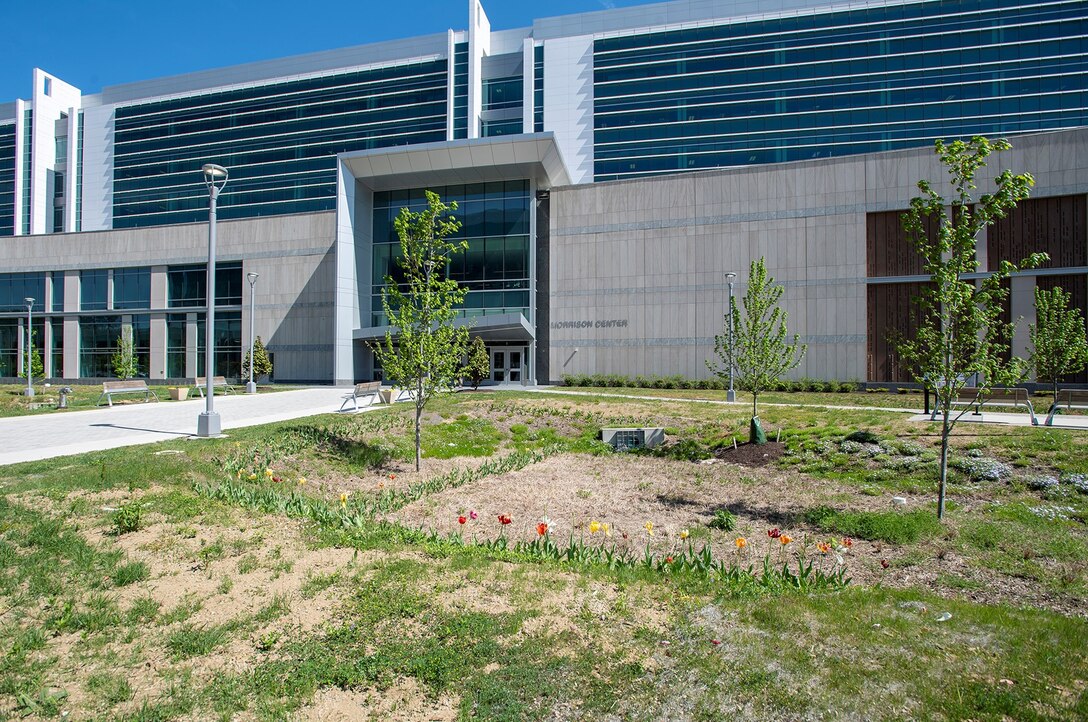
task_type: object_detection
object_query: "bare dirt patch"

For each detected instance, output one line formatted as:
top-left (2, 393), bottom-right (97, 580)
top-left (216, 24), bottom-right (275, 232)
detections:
top-left (298, 679), bottom-right (458, 722)
top-left (713, 441), bottom-right (787, 466)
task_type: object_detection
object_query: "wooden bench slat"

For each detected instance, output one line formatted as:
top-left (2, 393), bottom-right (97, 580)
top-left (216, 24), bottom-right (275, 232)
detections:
top-left (340, 382), bottom-right (383, 412)
top-left (933, 387), bottom-right (1037, 425)
top-left (1045, 389), bottom-right (1088, 425)
top-left (97, 380), bottom-right (155, 407)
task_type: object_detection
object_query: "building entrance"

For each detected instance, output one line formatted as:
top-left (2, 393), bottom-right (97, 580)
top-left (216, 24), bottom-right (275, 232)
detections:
top-left (490, 346), bottom-right (525, 384)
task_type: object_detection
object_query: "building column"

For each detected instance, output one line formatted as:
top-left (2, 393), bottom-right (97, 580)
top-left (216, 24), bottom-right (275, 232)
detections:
top-left (1010, 274), bottom-right (1036, 372)
top-left (185, 313), bottom-right (199, 379)
top-left (63, 269), bottom-right (79, 378)
top-left (149, 266), bottom-right (168, 380)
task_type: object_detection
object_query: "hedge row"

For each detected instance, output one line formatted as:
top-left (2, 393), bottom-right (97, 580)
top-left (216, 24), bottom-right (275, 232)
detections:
top-left (558, 373), bottom-right (860, 393)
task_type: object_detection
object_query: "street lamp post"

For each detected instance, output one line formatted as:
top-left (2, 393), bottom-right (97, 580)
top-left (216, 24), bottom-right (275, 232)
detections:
top-left (246, 272), bottom-right (259, 394)
top-left (197, 164), bottom-right (228, 437)
top-left (725, 273), bottom-right (737, 403)
top-left (23, 297), bottom-right (35, 398)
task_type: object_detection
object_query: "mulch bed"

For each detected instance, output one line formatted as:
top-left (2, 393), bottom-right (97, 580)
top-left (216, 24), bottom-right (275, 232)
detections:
top-left (712, 441), bottom-right (786, 466)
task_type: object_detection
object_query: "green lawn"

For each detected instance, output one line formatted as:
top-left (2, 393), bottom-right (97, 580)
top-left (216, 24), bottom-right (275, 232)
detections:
top-left (0, 383), bottom-right (296, 418)
top-left (0, 391), bottom-right (1085, 720)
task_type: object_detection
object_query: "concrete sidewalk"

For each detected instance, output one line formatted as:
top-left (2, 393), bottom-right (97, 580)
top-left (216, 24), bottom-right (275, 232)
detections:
top-left (908, 410), bottom-right (1088, 429)
top-left (0, 387), bottom-right (378, 467)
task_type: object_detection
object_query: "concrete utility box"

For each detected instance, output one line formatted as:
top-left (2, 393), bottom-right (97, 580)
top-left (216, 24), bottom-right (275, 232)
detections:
top-left (600, 427), bottom-right (666, 450)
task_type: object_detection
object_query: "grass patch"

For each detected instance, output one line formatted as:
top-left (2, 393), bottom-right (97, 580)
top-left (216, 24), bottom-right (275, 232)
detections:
top-left (111, 560), bottom-right (150, 587)
top-left (166, 624), bottom-right (235, 660)
top-left (803, 505), bottom-right (941, 544)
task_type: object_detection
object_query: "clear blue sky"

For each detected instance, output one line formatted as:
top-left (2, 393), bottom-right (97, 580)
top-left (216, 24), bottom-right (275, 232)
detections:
top-left (2, 0), bottom-right (659, 102)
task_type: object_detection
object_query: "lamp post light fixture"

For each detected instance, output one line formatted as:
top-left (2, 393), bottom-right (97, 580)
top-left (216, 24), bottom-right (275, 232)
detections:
top-left (197, 163), bottom-right (228, 437)
top-left (246, 272), bottom-right (259, 394)
top-left (724, 273), bottom-right (737, 403)
top-left (23, 297), bottom-right (35, 398)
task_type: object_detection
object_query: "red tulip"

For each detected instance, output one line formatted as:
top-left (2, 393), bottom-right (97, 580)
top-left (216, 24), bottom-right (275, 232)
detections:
top-left (458, 515), bottom-right (467, 525)
top-left (767, 528), bottom-right (781, 539)
top-left (665, 556), bottom-right (674, 564)
top-left (497, 514), bottom-right (511, 525)
top-left (880, 559), bottom-right (890, 569)
top-left (536, 522), bottom-right (548, 536)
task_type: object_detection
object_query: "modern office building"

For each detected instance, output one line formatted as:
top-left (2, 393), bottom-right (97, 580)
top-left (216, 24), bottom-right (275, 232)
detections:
top-left (1, 0), bottom-right (1086, 385)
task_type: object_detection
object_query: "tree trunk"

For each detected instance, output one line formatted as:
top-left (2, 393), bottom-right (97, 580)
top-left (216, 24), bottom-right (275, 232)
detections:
top-left (415, 376), bottom-right (423, 472)
top-left (937, 411), bottom-right (951, 520)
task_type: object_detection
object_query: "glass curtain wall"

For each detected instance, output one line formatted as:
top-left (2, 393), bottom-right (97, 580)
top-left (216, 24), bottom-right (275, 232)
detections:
top-left (371, 181), bottom-right (531, 326)
top-left (593, 0), bottom-right (1088, 179)
top-left (113, 60), bottom-right (448, 228)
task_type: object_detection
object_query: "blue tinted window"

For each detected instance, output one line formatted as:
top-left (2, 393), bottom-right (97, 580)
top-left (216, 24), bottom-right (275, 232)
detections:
top-left (0, 123), bottom-right (15, 237)
top-left (593, 0), bottom-right (1088, 180)
top-left (113, 59), bottom-right (448, 228)
top-left (80, 270), bottom-right (108, 311)
top-left (370, 181), bottom-right (531, 325)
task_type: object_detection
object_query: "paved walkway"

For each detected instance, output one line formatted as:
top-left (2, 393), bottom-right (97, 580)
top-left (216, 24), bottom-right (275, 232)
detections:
top-left (0, 387), bottom-right (372, 467)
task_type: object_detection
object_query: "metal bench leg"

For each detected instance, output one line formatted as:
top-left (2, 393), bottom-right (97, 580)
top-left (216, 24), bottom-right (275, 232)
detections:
top-left (1045, 404), bottom-right (1058, 426)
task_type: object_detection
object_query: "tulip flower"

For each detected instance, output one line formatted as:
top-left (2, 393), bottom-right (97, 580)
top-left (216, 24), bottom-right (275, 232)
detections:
top-left (841, 537), bottom-right (853, 548)
top-left (817, 542), bottom-right (831, 554)
top-left (735, 537), bottom-right (747, 549)
top-left (679, 529), bottom-right (690, 540)
top-left (469, 510), bottom-right (478, 520)
top-left (779, 535), bottom-right (792, 545)
top-left (339, 492), bottom-right (348, 507)
top-left (498, 514), bottom-right (512, 525)
top-left (644, 521), bottom-right (654, 536)
top-left (536, 522), bottom-right (549, 536)
top-left (298, 477), bottom-right (306, 486)
top-left (602, 523), bottom-right (612, 537)
top-left (589, 521), bottom-right (601, 534)
top-left (767, 528), bottom-right (781, 539)
top-left (880, 559), bottom-right (890, 569)
top-left (458, 515), bottom-right (467, 525)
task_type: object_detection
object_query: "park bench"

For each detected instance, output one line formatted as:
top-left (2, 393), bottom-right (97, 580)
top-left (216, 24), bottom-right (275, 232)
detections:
top-left (192, 376), bottom-right (236, 398)
top-left (1045, 389), bottom-right (1088, 426)
top-left (339, 381), bottom-right (383, 412)
top-left (930, 386), bottom-right (1037, 426)
top-left (97, 380), bottom-right (157, 407)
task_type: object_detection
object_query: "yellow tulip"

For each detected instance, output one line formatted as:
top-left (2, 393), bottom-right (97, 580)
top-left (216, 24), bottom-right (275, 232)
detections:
top-left (589, 520), bottom-right (601, 534)
top-left (298, 477), bottom-right (307, 486)
top-left (602, 523), bottom-right (612, 537)
top-left (680, 529), bottom-right (690, 540)
top-left (645, 521), bottom-right (654, 536)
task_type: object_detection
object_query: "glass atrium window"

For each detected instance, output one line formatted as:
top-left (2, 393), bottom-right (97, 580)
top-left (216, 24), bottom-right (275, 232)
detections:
top-left (113, 267), bottom-right (151, 310)
top-left (80, 270), bottom-right (108, 311)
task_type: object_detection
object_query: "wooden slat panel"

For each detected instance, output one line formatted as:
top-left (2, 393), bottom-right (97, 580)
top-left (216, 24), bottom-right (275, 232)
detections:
top-left (866, 210), bottom-right (933, 277)
top-left (867, 282), bottom-right (931, 382)
top-left (988, 194), bottom-right (1088, 271)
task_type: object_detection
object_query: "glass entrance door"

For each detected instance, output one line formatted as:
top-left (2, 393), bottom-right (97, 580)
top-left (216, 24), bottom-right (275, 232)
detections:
top-left (491, 347), bottom-right (524, 384)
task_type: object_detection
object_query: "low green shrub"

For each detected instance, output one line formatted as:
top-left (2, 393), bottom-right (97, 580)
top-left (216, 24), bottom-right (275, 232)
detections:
top-left (708, 508), bottom-right (737, 531)
top-left (111, 502), bottom-right (142, 535)
top-left (844, 430), bottom-right (882, 444)
top-left (803, 505), bottom-right (940, 544)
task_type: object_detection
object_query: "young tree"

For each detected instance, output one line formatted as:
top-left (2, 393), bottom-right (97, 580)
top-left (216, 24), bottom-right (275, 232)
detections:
top-left (1030, 285), bottom-right (1088, 398)
top-left (111, 332), bottom-right (139, 379)
top-left (242, 336), bottom-right (274, 380)
top-left (372, 191), bottom-right (469, 471)
top-left (895, 137), bottom-right (1046, 520)
top-left (707, 257), bottom-right (806, 444)
top-left (465, 336), bottom-right (490, 391)
top-left (17, 331), bottom-right (45, 381)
